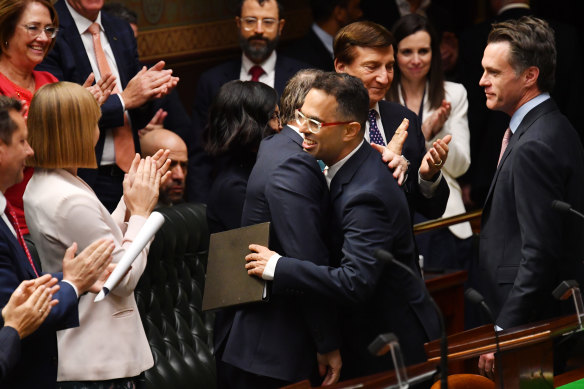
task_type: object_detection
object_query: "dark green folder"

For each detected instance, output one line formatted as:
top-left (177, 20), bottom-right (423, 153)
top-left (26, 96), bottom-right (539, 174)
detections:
top-left (202, 222), bottom-right (270, 311)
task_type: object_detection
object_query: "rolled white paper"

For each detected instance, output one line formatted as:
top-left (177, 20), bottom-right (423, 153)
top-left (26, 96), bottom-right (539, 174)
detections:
top-left (94, 211), bottom-right (165, 302)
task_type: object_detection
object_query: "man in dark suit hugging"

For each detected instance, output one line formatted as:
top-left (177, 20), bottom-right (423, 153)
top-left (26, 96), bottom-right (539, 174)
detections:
top-left (246, 72), bottom-right (440, 380)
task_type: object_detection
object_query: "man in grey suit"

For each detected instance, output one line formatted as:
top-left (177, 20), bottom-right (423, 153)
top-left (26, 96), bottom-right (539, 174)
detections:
top-left (477, 16), bottom-right (584, 377)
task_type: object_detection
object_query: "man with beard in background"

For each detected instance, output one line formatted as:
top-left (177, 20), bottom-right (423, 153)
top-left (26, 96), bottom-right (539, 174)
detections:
top-left (189, 0), bottom-right (308, 203)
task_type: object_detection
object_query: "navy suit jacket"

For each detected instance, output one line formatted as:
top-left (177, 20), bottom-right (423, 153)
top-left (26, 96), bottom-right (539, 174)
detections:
top-left (378, 100), bottom-right (450, 219)
top-left (188, 55), bottom-right (308, 203)
top-left (218, 126), bottom-right (339, 383)
top-left (37, 0), bottom-right (146, 187)
top-left (0, 326), bottom-right (19, 381)
top-left (273, 142), bottom-right (440, 379)
top-left (0, 220), bottom-right (79, 389)
top-left (479, 99), bottom-right (584, 329)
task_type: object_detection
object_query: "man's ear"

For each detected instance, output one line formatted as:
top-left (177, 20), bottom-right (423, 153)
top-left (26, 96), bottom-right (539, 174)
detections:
top-left (278, 18), bottom-right (286, 35)
top-left (343, 122), bottom-right (361, 141)
top-left (523, 66), bottom-right (540, 88)
top-left (235, 16), bottom-right (241, 29)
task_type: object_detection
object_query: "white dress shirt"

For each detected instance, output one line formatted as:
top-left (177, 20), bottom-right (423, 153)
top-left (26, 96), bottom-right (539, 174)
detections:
top-left (240, 51), bottom-right (277, 88)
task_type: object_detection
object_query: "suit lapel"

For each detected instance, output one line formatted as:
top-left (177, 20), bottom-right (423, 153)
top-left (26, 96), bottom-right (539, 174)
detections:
top-left (280, 125), bottom-right (303, 148)
top-left (55, 0), bottom-right (94, 78)
top-left (0, 220), bottom-right (36, 279)
top-left (330, 142), bottom-right (369, 201)
top-left (101, 14), bottom-right (130, 87)
top-left (483, 99), bottom-right (557, 208)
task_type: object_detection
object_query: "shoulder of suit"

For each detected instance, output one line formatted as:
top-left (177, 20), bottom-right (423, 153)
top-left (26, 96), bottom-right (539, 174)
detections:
top-left (378, 100), bottom-right (417, 120)
top-left (276, 54), bottom-right (310, 72)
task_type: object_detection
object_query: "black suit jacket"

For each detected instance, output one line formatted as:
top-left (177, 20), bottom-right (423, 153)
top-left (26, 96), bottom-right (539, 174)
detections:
top-left (378, 100), bottom-right (450, 219)
top-left (0, 220), bottom-right (79, 389)
top-left (274, 142), bottom-right (440, 378)
top-left (0, 326), bottom-right (19, 381)
top-left (188, 55), bottom-right (308, 203)
top-left (37, 0), bottom-right (149, 187)
top-left (479, 99), bottom-right (584, 329)
top-left (218, 126), bottom-right (339, 383)
top-left (282, 28), bottom-right (334, 71)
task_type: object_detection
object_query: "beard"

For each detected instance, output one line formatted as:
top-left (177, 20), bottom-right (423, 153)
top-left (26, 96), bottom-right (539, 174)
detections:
top-left (239, 33), bottom-right (280, 63)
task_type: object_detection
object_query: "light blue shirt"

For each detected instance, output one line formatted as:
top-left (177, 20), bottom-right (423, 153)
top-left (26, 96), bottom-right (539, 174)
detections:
top-left (509, 93), bottom-right (550, 134)
top-left (311, 23), bottom-right (334, 58)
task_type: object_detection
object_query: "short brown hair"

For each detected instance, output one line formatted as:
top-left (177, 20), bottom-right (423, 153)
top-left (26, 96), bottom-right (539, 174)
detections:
top-left (27, 82), bottom-right (99, 169)
top-left (488, 16), bottom-right (556, 93)
top-left (0, 96), bottom-right (22, 145)
top-left (280, 68), bottom-right (325, 125)
top-left (333, 21), bottom-right (393, 65)
top-left (0, 0), bottom-right (59, 58)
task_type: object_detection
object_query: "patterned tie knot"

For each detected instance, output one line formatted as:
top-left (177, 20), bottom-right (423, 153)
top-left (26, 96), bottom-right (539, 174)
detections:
top-left (87, 22), bottom-right (100, 36)
top-left (249, 65), bottom-right (265, 82)
top-left (368, 109), bottom-right (385, 146)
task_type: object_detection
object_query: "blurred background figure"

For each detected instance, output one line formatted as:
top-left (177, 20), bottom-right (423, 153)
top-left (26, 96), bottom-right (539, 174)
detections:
top-left (283, 0), bottom-right (363, 71)
top-left (387, 14), bottom-right (471, 270)
top-left (140, 129), bottom-right (188, 207)
top-left (205, 80), bottom-right (280, 234)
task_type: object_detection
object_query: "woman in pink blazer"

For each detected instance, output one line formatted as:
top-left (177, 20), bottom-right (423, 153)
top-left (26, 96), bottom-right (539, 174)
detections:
top-left (23, 82), bottom-right (169, 388)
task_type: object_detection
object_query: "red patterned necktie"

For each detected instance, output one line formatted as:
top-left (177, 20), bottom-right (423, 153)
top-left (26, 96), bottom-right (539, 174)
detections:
top-left (249, 65), bottom-right (265, 82)
top-left (497, 127), bottom-right (512, 167)
top-left (5, 202), bottom-right (39, 277)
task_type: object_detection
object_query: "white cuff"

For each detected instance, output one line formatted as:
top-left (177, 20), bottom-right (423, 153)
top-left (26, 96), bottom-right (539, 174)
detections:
top-left (262, 253), bottom-right (281, 281)
top-left (418, 169), bottom-right (443, 198)
top-left (61, 280), bottom-right (79, 298)
top-left (117, 93), bottom-right (126, 111)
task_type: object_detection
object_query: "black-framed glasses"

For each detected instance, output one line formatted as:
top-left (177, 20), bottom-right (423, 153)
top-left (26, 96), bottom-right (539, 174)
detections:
top-left (239, 17), bottom-right (279, 32)
top-left (21, 24), bottom-right (59, 39)
top-left (295, 109), bottom-right (352, 134)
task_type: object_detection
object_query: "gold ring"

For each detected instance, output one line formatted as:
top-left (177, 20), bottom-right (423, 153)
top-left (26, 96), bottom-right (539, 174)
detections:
top-left (433, 159), bottom-right (443, 168)
top-left (39, 309), bottom-right (44, 313)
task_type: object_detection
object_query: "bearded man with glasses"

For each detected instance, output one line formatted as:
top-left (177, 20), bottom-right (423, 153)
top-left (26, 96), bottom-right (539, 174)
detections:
top-left (189, 0), bottom-right (309, 203)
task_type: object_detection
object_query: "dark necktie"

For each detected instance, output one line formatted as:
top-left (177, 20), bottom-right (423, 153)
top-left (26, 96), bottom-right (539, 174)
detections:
top-left (368, 109), bottom-right (385, 146)
top-left (249, 65), bottom-right (265, 82)
top-left (5, 202), bottom-right (39, 277)
top-left (497, 127), bottom-right (512, 167)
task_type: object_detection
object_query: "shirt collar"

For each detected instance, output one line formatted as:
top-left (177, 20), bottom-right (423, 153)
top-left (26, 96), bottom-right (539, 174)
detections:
top-left (241, 50), bottom-right (277, 76)
top-left (509, 93), bottom-right (550, 134)
top-left (311, 23), bottom-right (334, 56)
top-left (0, 191), bottom-right (6, 214)
top-left (65, 0), bottom-right (103, 35)
top-left (325, 139), bottom-right (365, 187)
top-left (287, 123), bottom-right (303, 138)
top-left (498, 3), bottom-right (530, 15)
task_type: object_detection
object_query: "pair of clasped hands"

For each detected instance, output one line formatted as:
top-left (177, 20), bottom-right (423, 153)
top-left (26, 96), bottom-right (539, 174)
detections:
top-left (82, 60), bottom-right (178, 135)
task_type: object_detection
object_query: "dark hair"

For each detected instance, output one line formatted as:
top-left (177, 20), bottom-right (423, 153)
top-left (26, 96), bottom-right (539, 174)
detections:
top-left (0, 96), bottom-right (22, 144)
top-left (387, 13), bottom-right (445, 110)
top-left (488, 16), bottom-right (556, 92)
top-left (311, 72), bottom-right (369, 129)
top-left (280, 68), bottom-right (325, 125)
top-left (334, 21), bottom-right (393, 65)
top-left (310, 0), bottom-right (348, 23)
top-left (0, 0), bottom-right (59, 58)
top-left (238, 0), bottom-right (284, 19)
top-left (205, 80), bottom-right (278, 159)
top-left (102, 2), bottom-right (138, 25)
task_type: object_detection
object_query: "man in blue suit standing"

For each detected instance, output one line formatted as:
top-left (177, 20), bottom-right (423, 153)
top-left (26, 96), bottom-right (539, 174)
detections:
top-left (189, 0), bottom-right (309, 203)
top-left (38, 0), bottom-right (178, 212)
top-left (245, 73), bottom-right (440, 379)
top-left (0, 97), bottom-right (114, 389)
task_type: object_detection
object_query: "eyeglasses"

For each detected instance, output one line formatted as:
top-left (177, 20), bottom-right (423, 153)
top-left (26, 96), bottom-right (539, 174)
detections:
top-left (239, 17), bottom-right (279, 32)
top-left (21, 24), bottom-right (59, 39)
top-left (295, 109), bottom-right (352, 134)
